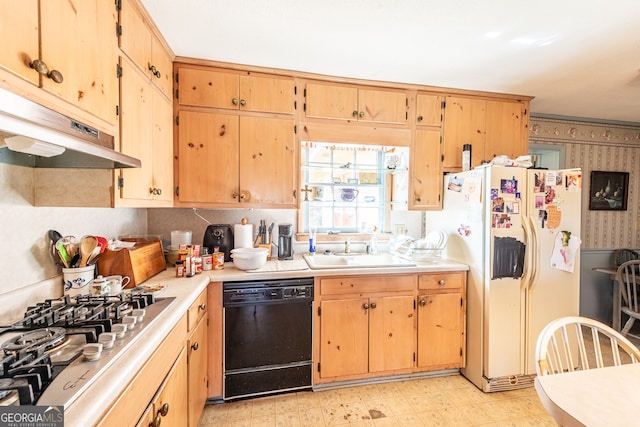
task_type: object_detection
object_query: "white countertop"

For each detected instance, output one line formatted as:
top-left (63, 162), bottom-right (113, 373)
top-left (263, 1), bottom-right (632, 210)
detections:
top-left (65, 256), bottom-right (468, 425)
top-left (205, 256), bottom-right (469, 282)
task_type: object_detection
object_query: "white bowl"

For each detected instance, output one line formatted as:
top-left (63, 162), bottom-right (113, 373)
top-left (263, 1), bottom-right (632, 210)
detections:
top-left (231, 247), bottom-right (269, 270)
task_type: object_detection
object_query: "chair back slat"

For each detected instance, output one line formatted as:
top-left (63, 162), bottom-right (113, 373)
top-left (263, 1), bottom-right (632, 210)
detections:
top-left (536, 316), bottom-right (640, 376)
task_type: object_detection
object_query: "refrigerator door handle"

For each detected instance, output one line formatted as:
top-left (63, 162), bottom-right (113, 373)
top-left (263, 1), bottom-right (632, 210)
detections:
top-left (521, 214), bottom-right (533, 291)
top-left (528, 214), bottom-right (540, 291)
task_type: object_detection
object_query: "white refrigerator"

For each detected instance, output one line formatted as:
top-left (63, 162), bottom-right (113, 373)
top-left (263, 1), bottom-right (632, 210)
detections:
top-left (425, 165), bottom-right (582, 392)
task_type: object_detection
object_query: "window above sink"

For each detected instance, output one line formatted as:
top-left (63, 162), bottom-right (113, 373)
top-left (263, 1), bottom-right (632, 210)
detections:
top-left (299, 141), bottom-right (410, 235)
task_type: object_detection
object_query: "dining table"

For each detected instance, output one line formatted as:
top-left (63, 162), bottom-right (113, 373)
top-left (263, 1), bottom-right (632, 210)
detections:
top-left (535, 362), bottom-right (640, 427)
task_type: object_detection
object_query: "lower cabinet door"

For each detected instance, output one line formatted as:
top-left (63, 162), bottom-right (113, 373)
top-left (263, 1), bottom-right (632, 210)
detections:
top-left (188, 314), bottom-right (208, 427)
top-left (417, 293), bottom-right (464, 368)
top-left (369, 295), bottom-right (415, 373)
top-left (155, 349), bottom-right (189, 427)
top-left (319, 298), bottom-right (369, 378)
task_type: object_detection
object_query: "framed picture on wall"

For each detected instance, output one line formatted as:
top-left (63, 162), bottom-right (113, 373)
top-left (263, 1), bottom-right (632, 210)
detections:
top-left (588, 171), bottom-right (629, 210)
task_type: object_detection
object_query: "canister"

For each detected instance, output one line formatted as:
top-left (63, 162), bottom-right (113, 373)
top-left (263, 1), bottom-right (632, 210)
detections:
top-left (213, 252), bottom-right (225, 270)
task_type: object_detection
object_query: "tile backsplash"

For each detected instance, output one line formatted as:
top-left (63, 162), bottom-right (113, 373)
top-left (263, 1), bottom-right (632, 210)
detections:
top-left (0, 164), bottom-right (146, 319)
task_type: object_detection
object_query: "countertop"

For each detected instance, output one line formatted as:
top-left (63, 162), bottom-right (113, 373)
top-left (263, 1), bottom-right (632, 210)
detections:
top-left (66, 256), bottom-right (468, 425)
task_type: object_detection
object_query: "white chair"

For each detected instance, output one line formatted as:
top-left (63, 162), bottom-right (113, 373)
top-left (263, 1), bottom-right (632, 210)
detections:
top-left (535, 316), bottom-right (640, 376)
top-left (617, 259), bottom-right (640, 337)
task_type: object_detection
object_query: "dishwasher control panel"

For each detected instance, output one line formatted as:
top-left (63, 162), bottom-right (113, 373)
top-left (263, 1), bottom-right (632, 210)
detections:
top-left (223, 278), bottom-right (313, 306)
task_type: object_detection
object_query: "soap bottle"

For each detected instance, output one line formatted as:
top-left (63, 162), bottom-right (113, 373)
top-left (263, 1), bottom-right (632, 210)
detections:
top-left (370, 226), bottom-right (378, 254)
top-left (309, 227), bottom-right (316, 255)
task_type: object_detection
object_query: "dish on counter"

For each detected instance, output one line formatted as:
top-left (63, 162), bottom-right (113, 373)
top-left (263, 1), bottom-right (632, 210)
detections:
top-left (127, 283), bottom-right (168, 296)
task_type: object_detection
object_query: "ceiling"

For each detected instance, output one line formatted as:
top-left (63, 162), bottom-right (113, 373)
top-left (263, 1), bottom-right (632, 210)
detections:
top-left (141, 0), bottom-right (640, 125)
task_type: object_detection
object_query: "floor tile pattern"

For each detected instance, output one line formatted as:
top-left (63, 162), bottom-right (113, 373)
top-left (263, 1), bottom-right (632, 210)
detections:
top-left (199, 375), bottom-right (558, 427)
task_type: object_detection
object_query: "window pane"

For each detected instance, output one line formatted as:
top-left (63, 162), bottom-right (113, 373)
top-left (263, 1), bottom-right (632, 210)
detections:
top-left (301, 141), bottom-right (408, 233)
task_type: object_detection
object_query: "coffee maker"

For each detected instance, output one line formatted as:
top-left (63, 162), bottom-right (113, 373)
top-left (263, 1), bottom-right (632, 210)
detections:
top-left (277, 224), bottom-right (293, 260)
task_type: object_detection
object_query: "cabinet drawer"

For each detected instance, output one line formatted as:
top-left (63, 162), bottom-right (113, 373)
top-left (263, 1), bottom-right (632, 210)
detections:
top-left (188, 289), bottom-right (208, 332)
top-left (320, 275), bottom-right (416, 295)
top-left (418, 272), bottom-right (465, 290)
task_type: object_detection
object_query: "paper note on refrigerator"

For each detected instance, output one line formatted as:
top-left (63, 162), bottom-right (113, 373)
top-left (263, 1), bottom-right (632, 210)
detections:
top-left (550, 231), bottom-right (581, 273)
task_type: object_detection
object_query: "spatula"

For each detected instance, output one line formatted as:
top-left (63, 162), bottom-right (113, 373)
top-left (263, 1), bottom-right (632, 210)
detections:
top-left (79, 235), bottom-right (98, 267)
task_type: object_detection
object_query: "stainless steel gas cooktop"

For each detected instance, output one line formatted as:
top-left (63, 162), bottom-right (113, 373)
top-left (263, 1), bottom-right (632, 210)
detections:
top-left (0, 293), bottom-right (174, 407)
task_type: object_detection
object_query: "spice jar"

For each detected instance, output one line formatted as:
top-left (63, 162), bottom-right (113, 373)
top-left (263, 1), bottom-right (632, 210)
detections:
top-left (175, 260), bottom-right (185, 277)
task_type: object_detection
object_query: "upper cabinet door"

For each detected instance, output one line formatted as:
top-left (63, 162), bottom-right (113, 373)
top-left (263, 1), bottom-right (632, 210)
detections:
top-left (178, 67), bottom-right (239, 109)
top-left (177, 67), bottom-right (294, 114)
top-left (40, 0), bottom-right (118, 124)
top-left (119, 0), bottom-right (173, 100)
top-left (238, 74), bottom-right (294, 114)
top-left (305, 82), bottom-right (407, 124)
top-left (485, 100), bottom-right (527, 161)
top-left (304, 82), bottom-right (358, 120)
top-left (416, 94), bottom-right (444, 127)
top-left (442, 96), bottom-right (486, 169)
top-left (357, 88), bottom-right (407, 124)
top-left (0, 0), bottom-right (39, 85)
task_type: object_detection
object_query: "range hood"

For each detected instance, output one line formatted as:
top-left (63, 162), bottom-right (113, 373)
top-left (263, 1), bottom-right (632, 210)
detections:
top-left (0, 87), bottom-right (141, 169)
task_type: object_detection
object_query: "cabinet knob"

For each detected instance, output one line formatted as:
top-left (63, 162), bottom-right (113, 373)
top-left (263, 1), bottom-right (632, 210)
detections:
top-left (232, 192), bottom-right (247, 200)
top-left (29, 60), bottom-right (63, 83)
top-left (29, 59), bottom-right (49, 75)
top-left (352, 110), bottom-right (358, 117)
top-left (158, 403), bottom-right (169, 417)
top-left (370, 302), bottom-right (377, 309)
top-left (191, 341), bottom-right (199, 351)
top-left (239, 193), bottom-right (247, 200)
top-left (438, 279), bottom-right (446, 286)
top-left (415, 197), bottom-right (421, 203)
top-left (359, 111), bottom-right (365, 118)
top-left (417, 115), bottom-right (424, 122)
top-left (362, 303), bottom-right (369, 310)
top-left (148, 65), bottom-right (161, 78)
top-left (199, 303), bottom-right (206, 310)
top-left (239, 99), bottom-right (246, 106)
top-left (232, 98), bottom-right (239, 105)
top-left (152, 414), bottom-right (161, 427)
top-left (419, 299), bottom-right (427, 306)
top-left (149, 187), bottom-right (162, 196)
top-left (47, 69), bottom-right (64, 84)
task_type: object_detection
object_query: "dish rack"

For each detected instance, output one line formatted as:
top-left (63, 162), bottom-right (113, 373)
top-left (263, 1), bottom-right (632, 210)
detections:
top-left (389, 230), bottom-right (447, 262)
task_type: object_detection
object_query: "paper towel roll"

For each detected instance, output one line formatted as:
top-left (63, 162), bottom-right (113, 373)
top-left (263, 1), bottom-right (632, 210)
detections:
top-left (234, 224), bottom-right (253, 249)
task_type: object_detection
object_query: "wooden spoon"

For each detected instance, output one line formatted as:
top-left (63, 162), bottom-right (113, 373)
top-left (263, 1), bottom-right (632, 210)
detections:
top-left (79, 235), bottom-right (98, 267)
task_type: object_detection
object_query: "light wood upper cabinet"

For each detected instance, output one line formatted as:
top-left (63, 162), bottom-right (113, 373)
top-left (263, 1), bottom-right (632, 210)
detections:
top-left (410, 128), bottom-right (442, 209)
top-left (119, 56), bottom-right (173, 205)
top-left (417, 272), bottom-right (466, 369)
top-left (0, 0), bottom-right (118, 125)
top-left (443, 96), bottom-right (528, 169)
top-left (177, 111), bottom-right (296, 207)
top-left (305, 81), bottom-right (408, 124)
top-left (485, 99), bottom-right (528, 161)
top-left (416, 94), bottom-right (444, 126)
top-left (119, 0), bottom-right (173, 99)
top-left (0, 0), bottom-right (39, 86)
top-left (177, 66), bottom-right (295, 114)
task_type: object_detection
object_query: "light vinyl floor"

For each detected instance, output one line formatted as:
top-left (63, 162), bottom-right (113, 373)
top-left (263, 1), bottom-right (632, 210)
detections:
top-left (199, 375), bottom-right (557, 427)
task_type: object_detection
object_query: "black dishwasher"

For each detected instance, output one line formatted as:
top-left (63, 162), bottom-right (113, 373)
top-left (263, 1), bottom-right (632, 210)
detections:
top-left (223, 278), bottom-right (313, 400)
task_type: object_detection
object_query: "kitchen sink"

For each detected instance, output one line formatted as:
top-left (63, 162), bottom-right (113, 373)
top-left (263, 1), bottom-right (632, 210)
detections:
top-left (302, 253), bottom-right (416, 269)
